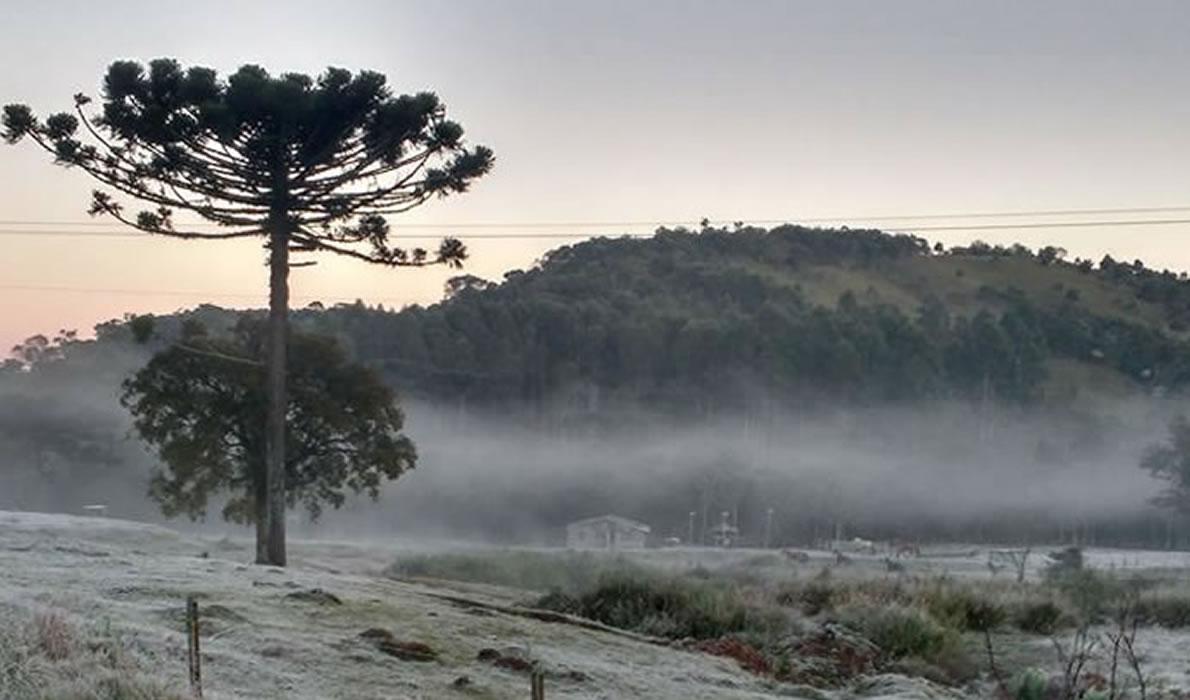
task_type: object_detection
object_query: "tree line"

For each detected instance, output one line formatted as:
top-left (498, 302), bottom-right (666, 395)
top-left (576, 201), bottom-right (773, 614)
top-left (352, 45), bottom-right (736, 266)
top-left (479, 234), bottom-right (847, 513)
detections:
top-left (295, 225), bottom-right (1190, 421)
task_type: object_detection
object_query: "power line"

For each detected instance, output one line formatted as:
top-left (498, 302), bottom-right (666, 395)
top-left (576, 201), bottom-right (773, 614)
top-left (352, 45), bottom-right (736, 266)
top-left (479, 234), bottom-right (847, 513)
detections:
top-left (884, 217), bottom-right (1190, 234)
top-left (0, 219), bottom-right (1180, 301)
top-left (3, 216), bottom-right (1190, 240)
top-left (0, 229), bottom-right (652, 240)
top-left (3, 204), bottom-right (1190, 232)
top-left (0, 283), bottom-right (410, 305)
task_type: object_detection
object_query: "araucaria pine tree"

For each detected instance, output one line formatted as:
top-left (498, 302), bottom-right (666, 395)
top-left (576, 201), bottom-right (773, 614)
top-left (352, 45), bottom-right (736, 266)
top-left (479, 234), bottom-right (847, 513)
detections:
top-left (3, 59), bottom-right (494, 565)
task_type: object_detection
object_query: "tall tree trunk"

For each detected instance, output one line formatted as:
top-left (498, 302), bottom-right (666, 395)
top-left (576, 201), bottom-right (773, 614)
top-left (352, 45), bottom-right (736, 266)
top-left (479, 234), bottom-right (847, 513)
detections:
top-left (254, 467), bottom-right (268, 563)
top-left (262, 179), bottom-right (290, 566)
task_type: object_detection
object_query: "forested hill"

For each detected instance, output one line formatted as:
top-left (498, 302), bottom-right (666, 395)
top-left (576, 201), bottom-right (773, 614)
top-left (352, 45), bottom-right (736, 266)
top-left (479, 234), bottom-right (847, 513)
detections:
top-left (282, 225), bottom-right (1190, 413)
top-left (10, 224), bottom-right (1190, 417)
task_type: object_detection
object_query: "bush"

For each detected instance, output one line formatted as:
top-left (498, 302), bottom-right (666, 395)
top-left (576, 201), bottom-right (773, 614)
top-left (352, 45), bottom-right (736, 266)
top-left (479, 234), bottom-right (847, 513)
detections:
top-left (788, 580), bottom-right (836, 616)
top-left (1134, 590), bottom-right (1190, 628)
top-left (1050, 569), bottom-right (1122, 621)
top-left (842, 604), bottom-right (953, 661)
top-left (1014, 600), bottom-right (1068, 635)
top-left (1011, 668), bottom-right (1049, 700)
top-left (921, 586), bottom-right (1005, 632)
top-left (542, 572), bottom-right (752, 640)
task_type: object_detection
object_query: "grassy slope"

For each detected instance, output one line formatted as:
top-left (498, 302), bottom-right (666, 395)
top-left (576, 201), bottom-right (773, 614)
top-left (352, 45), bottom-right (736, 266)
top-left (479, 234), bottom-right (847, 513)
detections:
top-left (0, 512), bottom-right (804, 700)
top-left (736, 252), bottom-right (1179, 400)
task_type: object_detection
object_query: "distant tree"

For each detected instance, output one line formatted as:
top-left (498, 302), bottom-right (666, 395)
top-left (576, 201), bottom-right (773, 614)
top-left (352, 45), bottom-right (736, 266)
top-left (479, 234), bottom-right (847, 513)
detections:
top-left (1037, 246), bottom-right (1067, 266)
top-left (121, 321), bottom-right (415, 542)
top-left (967, 240), bottom-right (994, 256)
top-left (4, 59), bottom-right (492, 565)
top-left (444, 274), bottom-right (495, 300)
top-left (1140, 415), bottom-right (1190, 514)
top-left (1100, 255), bottom-right (1126, 280)
top-left (9, 330), bottom-right (78, 369)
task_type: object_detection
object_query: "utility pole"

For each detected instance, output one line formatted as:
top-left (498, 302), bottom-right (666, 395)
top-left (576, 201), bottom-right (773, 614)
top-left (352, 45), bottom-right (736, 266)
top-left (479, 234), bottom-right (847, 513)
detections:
top-left (687, 511), bottom-right (696, 547)
top-left (764, 508), bottom-right (775, 549)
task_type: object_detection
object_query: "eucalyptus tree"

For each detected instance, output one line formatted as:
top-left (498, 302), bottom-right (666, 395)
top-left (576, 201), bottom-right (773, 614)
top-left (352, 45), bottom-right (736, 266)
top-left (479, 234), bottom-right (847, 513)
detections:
top-left (3, 59), bottom-right (493, 564)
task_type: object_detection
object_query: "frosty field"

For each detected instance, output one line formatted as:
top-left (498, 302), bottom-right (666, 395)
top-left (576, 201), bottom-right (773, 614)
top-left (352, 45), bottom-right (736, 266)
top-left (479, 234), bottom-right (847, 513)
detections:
top-left (0, 510), bottom-right (957, 699)
top-left (5, 510), bottom-right (1190, 699)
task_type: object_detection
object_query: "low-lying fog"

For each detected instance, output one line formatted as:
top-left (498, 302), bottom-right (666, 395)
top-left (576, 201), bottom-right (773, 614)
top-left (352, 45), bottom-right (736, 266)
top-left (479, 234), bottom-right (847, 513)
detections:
top-left (0, 386), bottom-right (1181, 549)
top-left (304, 397), bottom-right (1177, 548)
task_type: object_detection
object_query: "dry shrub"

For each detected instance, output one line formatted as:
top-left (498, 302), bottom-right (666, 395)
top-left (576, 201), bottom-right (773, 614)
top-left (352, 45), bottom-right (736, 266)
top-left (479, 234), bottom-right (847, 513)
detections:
top-left (0, 605), bottom-right (186, 700)
top-left (32, 609), bottom-right (76, 661)
top-left (693, 637), bottom-right (771, 675)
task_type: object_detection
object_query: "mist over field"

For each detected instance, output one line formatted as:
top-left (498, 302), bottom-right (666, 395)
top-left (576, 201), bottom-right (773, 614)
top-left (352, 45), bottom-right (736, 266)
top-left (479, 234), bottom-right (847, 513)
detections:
top-left (277, 396), bottom-right (1172, 547)
top-left (0, 386), bottom-right (1176, 549)
top-left (0, 320), bottom-right (1180, 551)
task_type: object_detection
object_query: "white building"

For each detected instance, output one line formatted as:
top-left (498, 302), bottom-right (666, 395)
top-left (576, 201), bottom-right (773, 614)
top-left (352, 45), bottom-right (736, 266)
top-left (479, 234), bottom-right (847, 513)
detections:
top-left (565, 515), bottom-right (650, 550)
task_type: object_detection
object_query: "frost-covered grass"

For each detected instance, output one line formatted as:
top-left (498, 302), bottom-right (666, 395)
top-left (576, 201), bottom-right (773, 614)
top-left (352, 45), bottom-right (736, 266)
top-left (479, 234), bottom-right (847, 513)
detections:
top-left (7, 510), bottom-right (1190, 699)
top-left (387, 548), bottom-right (653, 592)
top-left (0, 511), bottom-right (809, 699)
top-left (391, 547), bottom-right (1190, 695)
top-left (0, 603), bottom-right (187, 700)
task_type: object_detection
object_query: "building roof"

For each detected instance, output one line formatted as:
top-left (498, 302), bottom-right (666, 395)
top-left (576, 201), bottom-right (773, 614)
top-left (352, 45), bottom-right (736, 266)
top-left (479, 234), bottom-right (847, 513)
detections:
top-left (566, 514), bottom-right (651, 533)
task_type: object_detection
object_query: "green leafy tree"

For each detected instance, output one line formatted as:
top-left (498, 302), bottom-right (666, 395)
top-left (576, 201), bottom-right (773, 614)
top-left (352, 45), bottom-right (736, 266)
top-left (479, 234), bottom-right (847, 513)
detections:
top-left (1140, 415), bottom-right (1190, 514)
top-left (3, 59), bottom-right (493, 564)
top-left (121, 321), bottom-right (415, 544)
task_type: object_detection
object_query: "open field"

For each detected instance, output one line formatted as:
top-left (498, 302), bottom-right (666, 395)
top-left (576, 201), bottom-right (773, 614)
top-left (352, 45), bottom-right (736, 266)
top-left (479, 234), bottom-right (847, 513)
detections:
top-left (386, 542), bottom-right (1190, 698)
top-left (0, 510), bottom-right (973, 700)
top-left (5, 510), bottom-right (1190, 699)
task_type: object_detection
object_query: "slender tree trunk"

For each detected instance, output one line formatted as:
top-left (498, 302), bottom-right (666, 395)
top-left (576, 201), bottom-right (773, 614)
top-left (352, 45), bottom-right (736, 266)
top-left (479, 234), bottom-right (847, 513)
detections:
top-left (254, 468), bottom-right (268, 563)
top-left (262, 175), bottom-right (290, 566)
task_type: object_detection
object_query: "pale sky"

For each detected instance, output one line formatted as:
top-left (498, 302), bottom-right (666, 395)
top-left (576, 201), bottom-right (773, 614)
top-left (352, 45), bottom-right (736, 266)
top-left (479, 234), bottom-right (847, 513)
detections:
top-left (3, 0), bottom-right (1190, 351)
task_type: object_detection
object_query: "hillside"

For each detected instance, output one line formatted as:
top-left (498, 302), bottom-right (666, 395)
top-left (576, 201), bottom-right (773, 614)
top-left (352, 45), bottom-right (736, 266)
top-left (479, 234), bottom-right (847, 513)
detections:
top-left (11, 225), bottom-right (1186, 413)
top-left (288, 226), bottom-right (1190, 413)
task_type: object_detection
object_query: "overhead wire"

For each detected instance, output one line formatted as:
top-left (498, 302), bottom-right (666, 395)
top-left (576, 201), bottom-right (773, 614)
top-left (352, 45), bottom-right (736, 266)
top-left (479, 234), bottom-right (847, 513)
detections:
top-left (2, 215), bottom-right (1190, 240)
top-left (4, 204), bottom-right (1190, 300)
top-left (4, 203), bottom-right (1190, 230)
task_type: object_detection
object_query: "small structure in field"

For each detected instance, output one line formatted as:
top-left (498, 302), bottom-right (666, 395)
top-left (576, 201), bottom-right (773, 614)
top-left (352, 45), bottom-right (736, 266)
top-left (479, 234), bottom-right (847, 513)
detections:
top-left (708, 521), bottom-right (740, 548)
top-left (565, 515), bottom-right (650, 550)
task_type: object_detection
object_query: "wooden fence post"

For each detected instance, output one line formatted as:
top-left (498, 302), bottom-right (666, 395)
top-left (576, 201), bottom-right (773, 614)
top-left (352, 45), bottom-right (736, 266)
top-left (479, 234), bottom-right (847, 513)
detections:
top-left (186, 596), bottom-right (203, 698)
top-left (530, 663), bottom-right (544, 700)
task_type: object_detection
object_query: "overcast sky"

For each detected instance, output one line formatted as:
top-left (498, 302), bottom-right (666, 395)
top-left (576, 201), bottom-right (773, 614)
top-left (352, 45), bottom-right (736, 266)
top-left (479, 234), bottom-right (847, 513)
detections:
top-left (3, 0), bottom-right (1190, 349)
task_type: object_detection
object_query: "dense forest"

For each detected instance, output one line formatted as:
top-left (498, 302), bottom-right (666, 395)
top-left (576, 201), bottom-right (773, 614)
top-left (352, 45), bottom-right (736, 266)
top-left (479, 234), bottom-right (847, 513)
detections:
top-left (5, 225), bottom-right (1190, 546)
top-left (292, 225), bottom-right (1190, 417)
